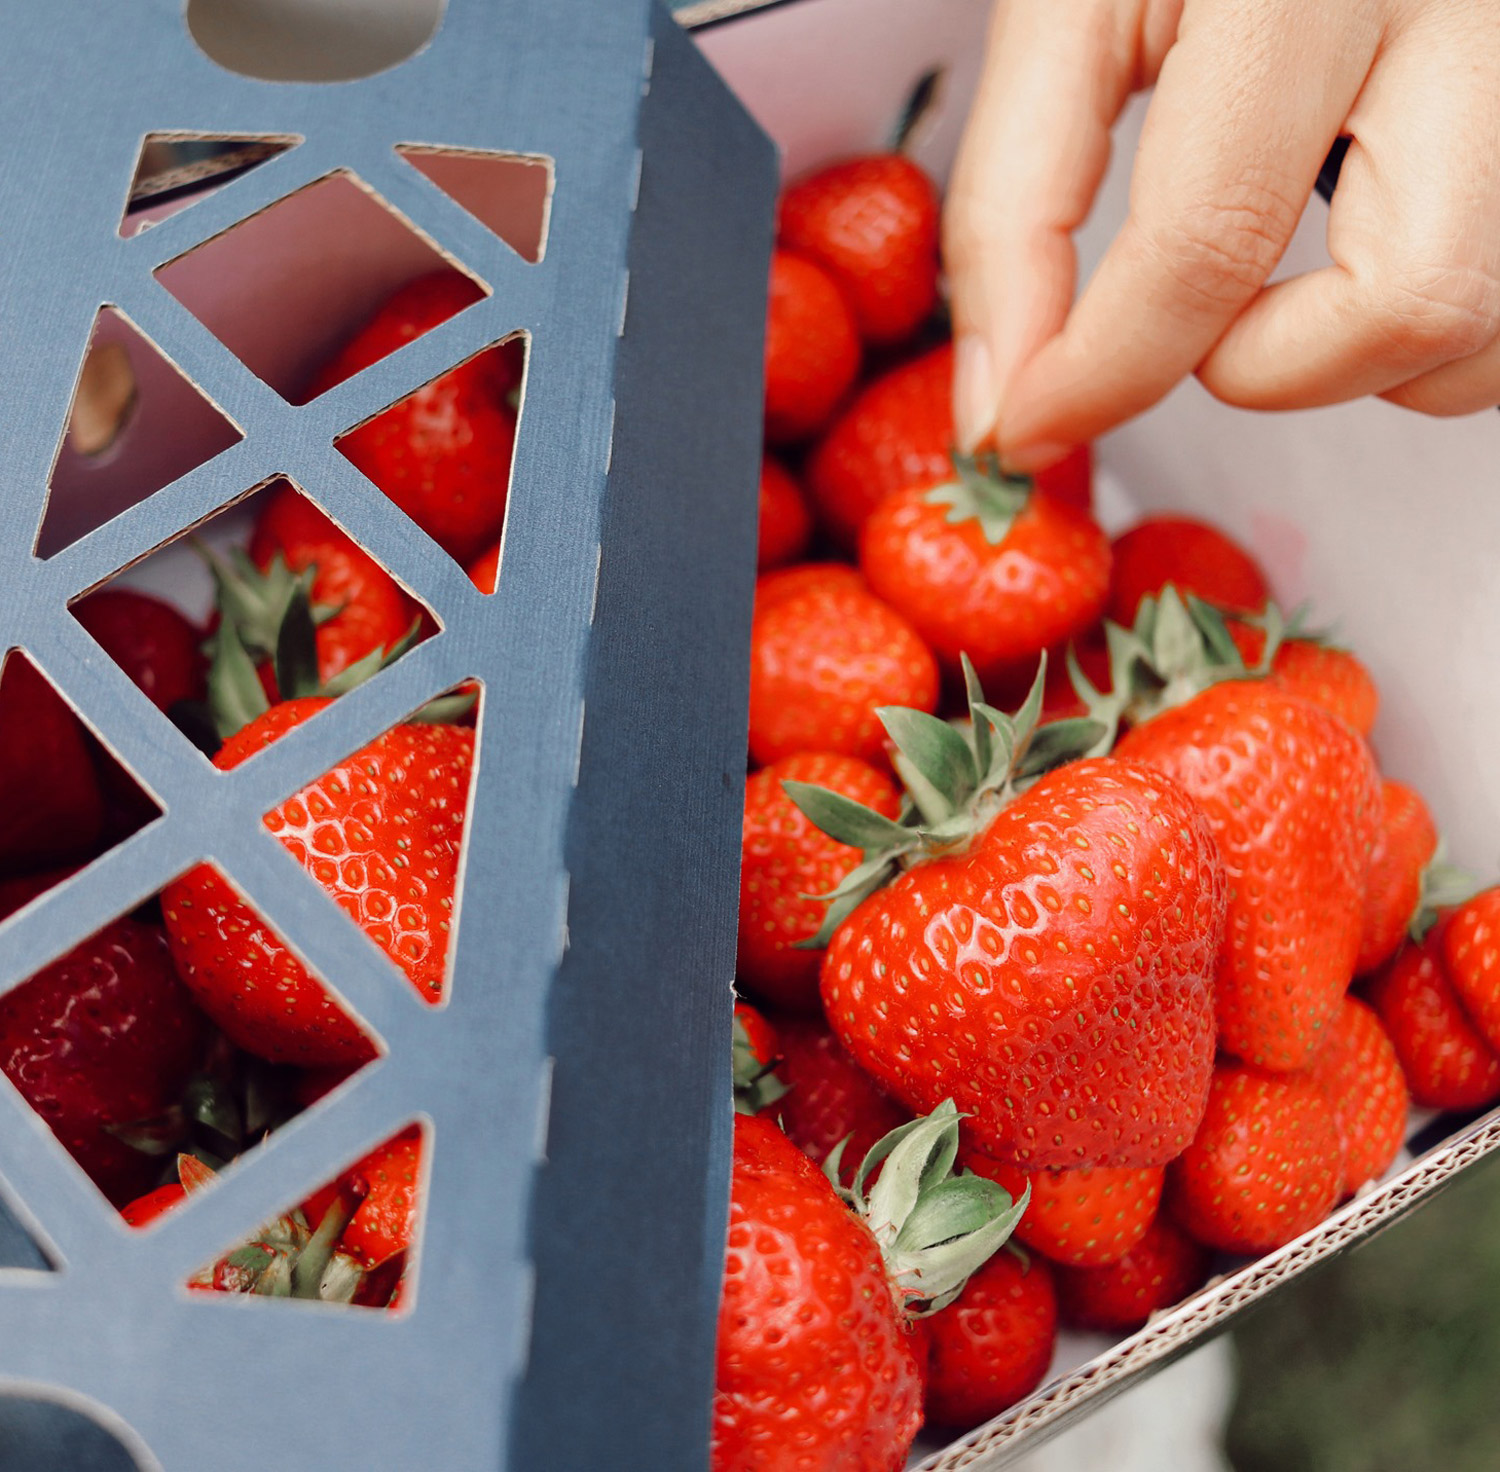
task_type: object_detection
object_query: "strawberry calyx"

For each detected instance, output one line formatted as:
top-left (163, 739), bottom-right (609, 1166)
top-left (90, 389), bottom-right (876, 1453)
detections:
top-left (199, 541), bottom-right (342, 664)
top-left (732, 1011), bottom-right (789, 1116)
top-left (1411, 844), bottom-right (1483, 942)
top-left (922, 450), bottom-right (1035, 546)
top-left (785, 655), bottom-right (1103, 945)
top-left (826, 1099), bottom-right (1029, 1316)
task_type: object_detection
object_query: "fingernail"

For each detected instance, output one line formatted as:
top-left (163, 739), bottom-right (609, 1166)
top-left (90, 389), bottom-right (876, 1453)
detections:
top-left (999, 440), bottom-right (1073, 475)
top-left (953, 334), bottom-right (996, 451)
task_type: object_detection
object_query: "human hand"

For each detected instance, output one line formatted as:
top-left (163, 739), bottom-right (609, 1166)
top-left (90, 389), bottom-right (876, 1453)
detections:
top-left (946, 0), bottom-right (1500, 465)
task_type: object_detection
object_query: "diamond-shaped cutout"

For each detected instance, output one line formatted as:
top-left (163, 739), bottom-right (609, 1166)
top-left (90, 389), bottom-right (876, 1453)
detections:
top-left (37, 307), bottom-right (243, 557)
top-left (120, 132), bottom-right (300, 239)
top-left (395, 145), bottom-right (553, 263)
top-left (0, 649), bottom-right (162, 906)
top-left (334, 332), bottom-right (528, 570)
top-left (165, 1120), bottom-right (426, 1311)
top-left (154, 170), bottom-right (488, 404)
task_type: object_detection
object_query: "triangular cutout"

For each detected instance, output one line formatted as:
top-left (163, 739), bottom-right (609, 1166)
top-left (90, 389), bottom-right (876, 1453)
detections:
top-left (0, 1194), bottom-right (54, 1272)
top-left (395, 145), bottom-right (553, 264)
top-left (119, 132), bottom-right (301, 239)
top-left (37, 307), bottom-right (243, 557)
top-left (169, 1120), bottom-right (427, 1311)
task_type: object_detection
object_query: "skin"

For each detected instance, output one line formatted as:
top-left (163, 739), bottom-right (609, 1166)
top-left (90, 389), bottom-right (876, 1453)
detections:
top-left (947, 0), bottom-right (1500, 462)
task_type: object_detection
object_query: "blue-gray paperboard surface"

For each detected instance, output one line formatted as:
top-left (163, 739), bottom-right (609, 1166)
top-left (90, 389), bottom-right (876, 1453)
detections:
top-left (0, 3), bottom-right (774, 1469)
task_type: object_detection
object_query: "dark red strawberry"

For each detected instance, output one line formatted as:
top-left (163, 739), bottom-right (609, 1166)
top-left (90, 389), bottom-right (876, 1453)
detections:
top-left (756, 455), bottom-right (813, 571)
top-left (1357, 781), bottom-right (1438, 974)
top-left (467, 543), bottom-right (501, 595)
top-left (1440, 888), bottom-right (1500, 1057)
top-left (777, 154), bottom-right (940, 347)
top-left (763, 249), bottom-right (861, 444)
top-left (0, 919), bottom-right (209, 1205)
top-left (1108, 516), bottom-right (1269, 625)
top-left (0, 867), bottom-right (81, 924)
top-left (74, 588), bottom-right (206, 712)
top-left (1308, 995), bottom-right (1408, 1197)
top-left (162, 697), bottom-right (473, 1066)
top-left (1055, 1214), bottom-right (1209, 1331)
top-left (923, 1249), bottom-right (1058, 1430)
top-left (1169, 1062), bottom-right (1342, 1255)
top-left (739, 751), bottom-right (901, 1011)
top-left (731, 1001), bottom-right (787, 1117)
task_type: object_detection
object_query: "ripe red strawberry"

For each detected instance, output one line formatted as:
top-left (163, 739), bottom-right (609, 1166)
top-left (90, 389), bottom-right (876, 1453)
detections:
top-left (1441, 888), bottom-right (1500, 1056)
top-left (964, 1153), bottom-right (1164, 1268)
top-left (119, 1152), bottom-right (215, 1229)
top-left (301, 1125), bottom-right (422, 1269)
top-left (1169, 1062), bottom-right (1342, 1254)
top-left (747, 566), bottom-right (938, 768)
top-left (162, 697), bottom-right (473, 1065)
top-left (0, 651), bottom-right (105, 874)
top-left (0, 919), bottom-right (209, 1205)
top-left (467, 543), bottom-right (500, 595)
top-left (1229, 623), bottom-right (1379, 737)
top-left (923, 1249), bottom-right (1058, 1430)
top-left (74, 589), bottom-right (206, 712)
top-left (756, 455), bottom-right (813, 571)
top-left (1054, 1214), bottom-right (1209, 1331)
top-left (763, 249), bottom-right (861, 444)
top-left (732, 1001), bottom-right (787, 1118)
top-left (1357, 781), bottom-right (1438, 974)
top-left (859, 454), bottom-right (1111, 688)
top-left (739, 752), bottom-right (901, 1010)
top-left (0, 866), bottom-right (81, 924)
top-left (777, 154), bottom-right (939, 347)
top-left (315, 273), bottom-right (523, 566)
top-left (1366, 922), bottom-right (1500, 1111)
top-left (1309, 996), bottom-right (1408, 1196)
top-left (1108, 516), bottom-right (1269, 626)
top-left (713, 1104), bottom-right (1024, 1472)
top-left (771, 1013), bottom-right (908, 1181)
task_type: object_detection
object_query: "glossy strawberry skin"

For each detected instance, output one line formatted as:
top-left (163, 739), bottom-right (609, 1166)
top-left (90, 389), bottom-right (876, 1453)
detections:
top-left (1117, 682), bottom-right (1381, 1072)
top-left (250, 481), bottom-right (415, 684)
top-left (778, 154), bottom-right (940, 347)
top-left (1169, 1063), bottom-right (1342, 1255)
top-left (1108, 516), bottom-right (1269, 625)
top-left (822, 758), bottom-right (1226, 1169)
top-left (1440, 888), bottom-right (1500, 1056)
top-left (303, 1125), bottom-right (423, 1270)
top-left (0, 920), bottom-right (209, 1205)
top-left (162, 698), bottom-right (473, 1066)
top-left (763, 249), bottom-right (861, 445)
top-left (965, 1153), bottom-right (1164, 1268)
top-left (860, 484), bottom-right (1111, 688)
top-left (1357, 781), bottom-right (1437, 975)
top-left (756, 456), bottom-right (813, 572)
top-left (1230, 626), bottom-right (1380, 738)
top-left (739, 753), bottom-right (901, 1011)
top-left (1055, 1214), bottom-right (1209, 1332)
top-left (1309, 996), bottom-right (1408, 1197)
top-left (120, 1181), bottom-right (187, 1228)
top-left (1366, 924), bottom-right (1500, 1111)
top-left (771, 1013), bottom-right (909, 1181)
top-left (713, 1113), bottom-right (924, 1472)
top-left (923, 1249), bottom-right (1057, 1430)
top-left (747, 567), bottom-right (939, 769)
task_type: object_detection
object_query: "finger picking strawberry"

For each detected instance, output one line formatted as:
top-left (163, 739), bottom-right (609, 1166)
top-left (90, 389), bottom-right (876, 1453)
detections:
top-left (762, 248), bottom-right (860, 444)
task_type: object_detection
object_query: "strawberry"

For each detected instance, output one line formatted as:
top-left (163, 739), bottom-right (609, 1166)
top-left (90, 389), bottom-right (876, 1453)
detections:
top-left (713, 1103), bottom-right (1025, 1472)
top-left (1103, 593), bottom-right (1382, 1071)
top-left (1230, 622), bottom-right (1379, 737)
top-left (1366, 922), bottom-right (1500, 1111)
top-left (316, 273), bottom-right (523, 566)
top-left (796, 664), bottom-right (1225, 1168)
top-left (162, 697), bottom-right (473, 1065)
top-left (0, 866), bottom-right (81, 924)
top-left (770, 1013), bottom-right (908, 1181)
top-left (1441, 887), bottom-right (1500, 1056)
top-left (1054, 1214), bottom-right (1209, 1332)
top-left (1309, 996), bottom-right (1408, 1197)
top-left (0, 919), bottom-right (209, 1205)
top-left (756, 455), bottom-right (813, 571)
top-left (739, 752), bottom-right (901, 1011)
top-left (1169, 1062), bottom-right (1342, 1255)
top-left (0, 651), bottom-right (105, 874)
top-left (923, 1248), bottom-right (1058, 1430)
top-left (763, 249), bottom-right (861, 444)
top-left (1108, 515), bottom-right (1269, 626)
top-left (777, 154), bottom-right (940, 347)
top-left (467, 543), bottom-right (500, 595)
top-left (964, 1153), bottom-right (1164, 1268)
top-left (1357, 781), bottom-right (1438, 974)
top-left (859, 453), bottom-right (1111, 689)
top-left (731, 1001), bottom-right (787, 1117)
top-left (747, 566), bottom-right (938, 768)
top-left (74, 588), bottom-right (206, 713)
top-left (301, 1125), bottom-right (422, 1270)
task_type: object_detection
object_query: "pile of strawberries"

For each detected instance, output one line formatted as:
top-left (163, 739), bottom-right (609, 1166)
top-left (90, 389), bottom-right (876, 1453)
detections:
top-left (715, 150), bottom-right (1500, 1471)
top-left (0, 271), bottom-right (522, 1308)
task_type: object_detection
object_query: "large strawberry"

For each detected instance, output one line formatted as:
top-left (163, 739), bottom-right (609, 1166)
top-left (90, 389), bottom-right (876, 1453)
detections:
top-left (1096, 592), bottom-right (1382, 1071)
top-left (859, 452), bottom-right (1111, 689)
top-left (738, 751), bottom-right (901, 1011)
top-left (0, 919), bottom-right (209, 1204)
top-left (1308, 996), bottom-right (1408, 1197)
top-left (162, 697), bottom-right (473, 1066)
top-left (762, 248), bottom-right (861, 444)
top-left (794, 662), bottom-right (1226, 1168)
top-left (713, 1103), bottom-right (1025, 1472)
top-left (777, 154), bottom-right (940, 347)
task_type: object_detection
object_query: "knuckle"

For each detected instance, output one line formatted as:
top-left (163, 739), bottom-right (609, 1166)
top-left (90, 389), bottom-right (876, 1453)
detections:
top-left (1367, 260), bottom-right (1500, 362)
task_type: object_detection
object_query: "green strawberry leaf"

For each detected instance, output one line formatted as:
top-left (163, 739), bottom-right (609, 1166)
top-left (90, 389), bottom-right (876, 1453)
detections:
top-left (273, 587), bottom-right (322, 701)
top-left (782, 781), bottom-right (914, 851)
top-left (206, 618), bottom-right (270, 742)
top-left (877, 706), bottom-right (977, 820)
